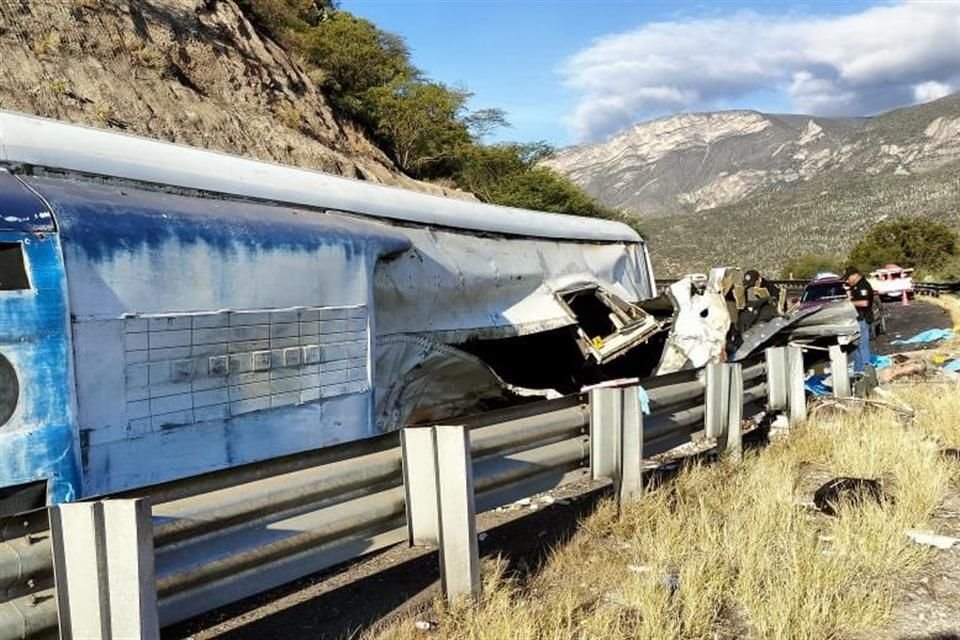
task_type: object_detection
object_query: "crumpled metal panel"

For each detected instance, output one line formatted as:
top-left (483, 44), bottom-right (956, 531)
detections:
top-left (731, 300), bottom-right (858, 360)
top-left (374, 335), bottom-right (521, 432)
top-left (373, 225), bottom-right (653, 343)
top-left (655, 270), bottom-right (732, 375)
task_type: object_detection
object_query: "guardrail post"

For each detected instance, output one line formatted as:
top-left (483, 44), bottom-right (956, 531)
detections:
top-left (589, 385), bottom-right (643, 506)
top-left (619, 387), bottom-right (644, 503)
top-left (724, 363), bottom-right (744, 463)
top-left (705, 363), bottom-right (729, 439)
top-left (401, 427), bottom-right (440, 546)
top-left (401, 425), bottom-right (480, 603)
top-left (765, 346), bottom-right (788, 411)
top-left (589, 387), bottom-right (621, 483)
top-left (787, 345), bottom-right (807, 426)
top-left (50, 498), bottom-right (159, 640)
top-left (829, 345), bottom-right (851, 399)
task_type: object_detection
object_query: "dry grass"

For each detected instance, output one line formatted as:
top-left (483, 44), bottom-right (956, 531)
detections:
top-left (371, 384), bottom-right (956, 640)
top-left (918, 294), bottom-right (960, 334)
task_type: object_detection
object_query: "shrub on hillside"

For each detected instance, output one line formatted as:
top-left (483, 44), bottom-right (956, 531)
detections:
top-left (848, 217), bottom-right (957, 272)
top-left (236, 1), bottom-right (632, 229)
top-left (780, 254), bottom-right (845, 279)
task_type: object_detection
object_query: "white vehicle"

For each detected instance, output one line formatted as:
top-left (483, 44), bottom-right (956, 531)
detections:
top-left (869, 264), bottom-right (914, 300)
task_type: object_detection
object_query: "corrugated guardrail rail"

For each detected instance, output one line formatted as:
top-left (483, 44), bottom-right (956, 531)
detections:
top-left (0, 354), bottom-right (777, 639)
top-left (915, 281), bottom-right (960, 297)
top-left (0, 510), bottom-right (56, 640)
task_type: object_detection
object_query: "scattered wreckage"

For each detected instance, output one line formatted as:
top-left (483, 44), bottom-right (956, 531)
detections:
top-left (0, 110), bottom-right (860, 509)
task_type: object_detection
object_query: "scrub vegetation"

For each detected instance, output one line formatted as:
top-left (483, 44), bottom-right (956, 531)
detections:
top-left (235, 0), bottom-right (630, 227)
top-left (371, 385), bottom-right (959, 640)
top-left (779, 218), bottom-right (959, 280)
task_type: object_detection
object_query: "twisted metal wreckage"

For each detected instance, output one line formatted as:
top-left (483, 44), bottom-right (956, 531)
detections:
top-left (0, 111), bottom-right (858, 511)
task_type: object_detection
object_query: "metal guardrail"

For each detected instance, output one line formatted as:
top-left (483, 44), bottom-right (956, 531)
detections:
top-left (0, 354), bottom-right (786, 639)
top-left (656, 278), bottom-right (811, 290)
top-left (0, 510), bottom-right (56, 640)
top-left (915, 281), bottom-right (960, 297)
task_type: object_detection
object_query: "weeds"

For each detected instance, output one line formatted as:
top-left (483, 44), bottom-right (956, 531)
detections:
top-left (372, 384), bottom-right (954, 640)
top-left (31, 30), bottom-right (61, 58)
top-left (278, 103), bottom-right (302, 131)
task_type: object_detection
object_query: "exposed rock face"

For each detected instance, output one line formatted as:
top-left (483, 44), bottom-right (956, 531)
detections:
top-left (544, 95), bottom-right (960, 218)
top-left (0, 0), bottom-right (469, 198)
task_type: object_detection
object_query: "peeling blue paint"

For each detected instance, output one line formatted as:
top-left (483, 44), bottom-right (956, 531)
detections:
top-left (23, 176), bottom-right (411, 263)
top-left (0, 230), bottom-right (81, 503)
top-left (0, 171), bottom-right (55, 232)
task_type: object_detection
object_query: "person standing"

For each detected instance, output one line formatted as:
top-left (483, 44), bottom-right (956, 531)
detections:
top-left (843, 266), bottom-right (875, 373)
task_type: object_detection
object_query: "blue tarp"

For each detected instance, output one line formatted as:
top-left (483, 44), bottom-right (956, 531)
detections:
top-left (637, 386), bottom-right (651, 415)
top-left (890, 329), bottom-right (955, 345)
top-left (805, 373), bottom-right (832, 397)
top-left (944, 359), bottom-right (960, 373)
top-left (871, 355), bottom-right (893, 370)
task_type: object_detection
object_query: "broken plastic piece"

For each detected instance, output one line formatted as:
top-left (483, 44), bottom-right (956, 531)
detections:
top-left (905, 530), bottom-right (959, 549)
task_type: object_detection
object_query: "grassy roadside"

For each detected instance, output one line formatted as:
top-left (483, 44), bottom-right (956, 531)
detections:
top-left (371, 384), bottom-right (959, 640)
top-left (917, 294), bottom-right (960, 331)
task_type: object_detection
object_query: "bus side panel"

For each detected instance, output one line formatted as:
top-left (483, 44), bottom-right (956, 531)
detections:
top-left (0, 231), bottom-right (82, 504)
top-left (30, 176), bottom-right (408, 498)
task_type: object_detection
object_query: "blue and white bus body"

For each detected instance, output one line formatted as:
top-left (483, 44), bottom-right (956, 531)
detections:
top-left (0, 111), bottom-right (654, 509)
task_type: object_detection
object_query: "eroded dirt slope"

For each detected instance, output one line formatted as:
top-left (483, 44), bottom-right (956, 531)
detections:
top-left (0, 0), bottom-right (464, 197)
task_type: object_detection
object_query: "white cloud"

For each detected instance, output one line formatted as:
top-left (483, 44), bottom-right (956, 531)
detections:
top-left (914, 80), bottom-right (954, 103)
top-left (561, 1), bottom-right (960, 141)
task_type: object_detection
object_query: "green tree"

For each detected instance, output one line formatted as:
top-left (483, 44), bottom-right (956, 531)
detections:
top-left (301, 12), bottom-right (415, 114)
top-left (779, 254), bottom-right (845, 279)
top-left (848, 217), bottom-right (958, 272)
top-left (236, 0), bottom-right (334, 42)
top-left (365, 80), bottom-right (472, 174)
top-left (462, 108), bottom-right (510, 140)
top-left (237, 2), bottom-right (633, 233)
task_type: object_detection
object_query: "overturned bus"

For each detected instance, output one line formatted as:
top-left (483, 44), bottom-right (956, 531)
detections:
top-left (0, 111), bottom-right (682, 511)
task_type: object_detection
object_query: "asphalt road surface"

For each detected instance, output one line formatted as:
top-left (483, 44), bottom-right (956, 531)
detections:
top-left (874, 299), bottom-right (953, 355)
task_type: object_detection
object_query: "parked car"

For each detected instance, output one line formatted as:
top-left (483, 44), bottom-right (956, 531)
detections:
top-left (869, 264), bottom-right (914, 301)
top-left (799, 276), bottom-right (886, 336)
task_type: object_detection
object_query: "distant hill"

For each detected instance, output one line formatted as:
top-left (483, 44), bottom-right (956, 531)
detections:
top-left (544, 95), bottom-right (960, 274)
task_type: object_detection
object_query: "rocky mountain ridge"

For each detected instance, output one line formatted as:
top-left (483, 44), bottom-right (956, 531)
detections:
top-left (544, 95), bottom-right (960, 218)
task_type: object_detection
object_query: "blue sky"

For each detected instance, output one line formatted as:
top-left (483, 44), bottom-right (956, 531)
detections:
top-left (344, 1), bottom-right (960, 146)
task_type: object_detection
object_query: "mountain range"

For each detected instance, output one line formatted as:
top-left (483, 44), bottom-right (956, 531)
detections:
top-left (544, 95), bottom-right (960, 274)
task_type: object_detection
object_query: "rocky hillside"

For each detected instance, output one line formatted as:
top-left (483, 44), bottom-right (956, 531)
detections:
top-left (545, 95), bottom-right (960, 217)
top-left (0, 0), bottom-right (464, 197)
top-left (545, 96), bottom-right (960, 274)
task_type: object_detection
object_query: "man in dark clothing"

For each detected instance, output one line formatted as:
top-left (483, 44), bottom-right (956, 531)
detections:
top-left (737, 269), bottom-right (783, 334)
top-left (843, 266), bottom-right (874, 373)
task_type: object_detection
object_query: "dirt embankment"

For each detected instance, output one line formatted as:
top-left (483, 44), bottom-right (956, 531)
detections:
top-left (0, 0), bottom-right (468, 198)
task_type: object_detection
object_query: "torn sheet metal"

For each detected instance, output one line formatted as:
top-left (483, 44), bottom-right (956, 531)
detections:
top-left (374, 335), bottom-right (539, 432)
top-left (372, 225), bottom-right (653, 343)
top-left (655, 269), bottom-right (734, 375)
top-left (555, 284), bottom-right (667, 364)
top-left (731, 301), bottom-right (858, 361)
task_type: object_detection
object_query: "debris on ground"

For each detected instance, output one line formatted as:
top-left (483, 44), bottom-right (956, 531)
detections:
top-left (813, 477), bottom-right (889, 516)
top-left (414, 620), bottom-right (436, 631)
top-left (905, 530), bottom-right (960, 550)
top-left (878, 361), bottom-right (927, 383)
top-left (890, 329), bottom-right (956, 345)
